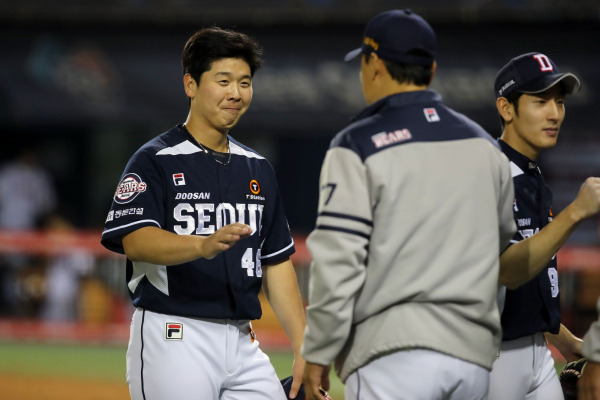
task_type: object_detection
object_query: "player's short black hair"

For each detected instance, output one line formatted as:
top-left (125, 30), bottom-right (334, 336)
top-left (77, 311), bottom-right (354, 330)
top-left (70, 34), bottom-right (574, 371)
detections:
top-left (364, 49), bottom-right (433, 86)
top-left (182, 26), bottom-right (263, 85)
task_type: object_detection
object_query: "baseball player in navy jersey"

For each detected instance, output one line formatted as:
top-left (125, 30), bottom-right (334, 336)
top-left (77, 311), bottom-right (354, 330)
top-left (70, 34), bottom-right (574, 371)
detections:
top-left (489, 53), bottom-right (600, 399)
top-left (301, 10), bottom-right (516, 400)
top-left (101, 27), bottom-right (306, 400)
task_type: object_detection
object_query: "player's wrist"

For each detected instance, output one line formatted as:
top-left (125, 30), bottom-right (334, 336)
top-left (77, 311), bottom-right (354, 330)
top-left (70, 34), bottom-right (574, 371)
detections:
top-left (564, 202), bottom-right (587, 224)
top-left (195, 236), bottom-right (212, 260)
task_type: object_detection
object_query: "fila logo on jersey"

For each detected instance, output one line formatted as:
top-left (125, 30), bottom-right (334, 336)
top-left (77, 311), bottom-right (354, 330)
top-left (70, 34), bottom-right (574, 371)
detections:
top-left (165, 323), bottom-right (183, 340)
top-left (114, 173), bottom-right (147, 204)
top-left (372, 129), bottom-right (412, 149)
top-left (423, 108), bottom-right (440, 122)
top-left (250, 180), bottom-right (261, 195)
top-left (173, 173), bottom-right (186, 186)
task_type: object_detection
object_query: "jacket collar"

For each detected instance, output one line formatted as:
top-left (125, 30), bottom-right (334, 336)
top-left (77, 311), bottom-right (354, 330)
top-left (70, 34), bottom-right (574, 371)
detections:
top-left (352, 89), bottom-right (443, 122)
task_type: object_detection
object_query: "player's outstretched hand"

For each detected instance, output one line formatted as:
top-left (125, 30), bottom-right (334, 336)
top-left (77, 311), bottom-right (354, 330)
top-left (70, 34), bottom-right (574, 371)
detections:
top-left (288, 353), bottom-right (306, 399)
top-left (201, 223), bottom-right (252, 260)
top-left (571, 177), bottom-right (600, 221)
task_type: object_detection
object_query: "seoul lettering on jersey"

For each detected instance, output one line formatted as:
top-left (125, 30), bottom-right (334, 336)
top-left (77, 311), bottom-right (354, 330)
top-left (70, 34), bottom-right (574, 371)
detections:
top-left (174, 202), bottom-right (264, 235)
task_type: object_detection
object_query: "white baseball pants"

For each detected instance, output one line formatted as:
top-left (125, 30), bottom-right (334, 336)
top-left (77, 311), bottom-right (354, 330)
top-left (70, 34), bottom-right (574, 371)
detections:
top-left (127, 308), bottom-right (286, 400)
top-left (488, 332), bottom-right (563, 400)
top-left (344, 349), bottom-right (490, 400)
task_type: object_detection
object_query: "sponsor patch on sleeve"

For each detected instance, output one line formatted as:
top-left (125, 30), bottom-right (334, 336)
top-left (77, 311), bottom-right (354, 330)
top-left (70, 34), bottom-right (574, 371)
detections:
top-left (114, 173), bottom-right (147, 204)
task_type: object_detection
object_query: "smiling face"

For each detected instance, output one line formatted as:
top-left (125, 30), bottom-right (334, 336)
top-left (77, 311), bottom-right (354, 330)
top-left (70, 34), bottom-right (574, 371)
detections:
top-left (185, 57), bottom-right (253, 135)
top-left (500, 84), bottom-right (566, 160)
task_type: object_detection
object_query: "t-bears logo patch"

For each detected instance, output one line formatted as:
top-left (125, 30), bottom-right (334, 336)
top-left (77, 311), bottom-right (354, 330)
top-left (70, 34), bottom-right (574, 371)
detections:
top-left (114, 173), bottom-right (147, 204)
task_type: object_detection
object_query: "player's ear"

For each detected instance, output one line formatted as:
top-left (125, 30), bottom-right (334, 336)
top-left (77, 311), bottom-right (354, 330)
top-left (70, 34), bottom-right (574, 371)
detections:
top-left (371, 53), bottom-right (386, 80)
top-left (183, 73), bottom-right (198, 99)
top-left (496, 97), bottom-right (513, 124)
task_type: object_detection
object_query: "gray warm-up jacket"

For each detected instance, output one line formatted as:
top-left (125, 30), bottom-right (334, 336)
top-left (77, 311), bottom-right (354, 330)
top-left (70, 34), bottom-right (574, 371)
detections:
top-left (301, 89), bottom-right (516, 382)
top-left (583, 298), bottom-right (600, 362)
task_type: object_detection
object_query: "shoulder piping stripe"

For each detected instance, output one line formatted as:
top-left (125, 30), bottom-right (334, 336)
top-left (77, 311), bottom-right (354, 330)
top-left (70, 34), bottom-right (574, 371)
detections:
top-left (230, 141), bottom-right (265, 160)
top-left (261, 240), bottom-right (295, 259)
top-left (509, 162), bottom-right (524, 178)
top-left (102, 219), bottom-right (162, 236)
top-left (315, 225), bottom-right (370, 239)
top-left (318, 211), bottom-right (373, 226)
top-left (156, 140), bottom-right (202, 156)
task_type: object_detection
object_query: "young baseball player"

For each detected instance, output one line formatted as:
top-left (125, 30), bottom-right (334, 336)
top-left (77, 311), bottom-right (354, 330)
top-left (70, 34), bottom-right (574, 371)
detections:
top-left (100, 27), bottom-right (306, 400)
top-left (301, 9), bottom-right (516, 400)
top-left (489, 52), bottom-right (600, 399)
top-left (580, 298), bottom-right (600, 400)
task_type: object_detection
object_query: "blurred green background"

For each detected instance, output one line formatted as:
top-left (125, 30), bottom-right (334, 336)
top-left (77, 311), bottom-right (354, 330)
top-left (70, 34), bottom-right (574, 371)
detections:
top-left (0, 341), bottom-right (345, 399)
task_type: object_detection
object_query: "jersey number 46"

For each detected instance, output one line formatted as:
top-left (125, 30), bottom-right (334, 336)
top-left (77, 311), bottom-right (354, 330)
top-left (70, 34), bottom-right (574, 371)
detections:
top-left (241, 248), bottom-right (262, 277)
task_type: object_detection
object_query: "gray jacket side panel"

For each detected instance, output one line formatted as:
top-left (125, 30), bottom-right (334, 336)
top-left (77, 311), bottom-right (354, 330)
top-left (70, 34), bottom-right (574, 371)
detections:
top-left (583, 298), bottom-right (600, 362)
top-left (302, 138), bottom-right (516, 381)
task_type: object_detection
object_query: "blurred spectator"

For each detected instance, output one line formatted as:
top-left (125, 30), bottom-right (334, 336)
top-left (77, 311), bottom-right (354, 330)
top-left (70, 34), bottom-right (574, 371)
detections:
top-left (39, 213), bottom-right (94, 321)
top-left (0, 146), bottom-right (57, 315)
top-left (0, 147), bottom-right (56, 229)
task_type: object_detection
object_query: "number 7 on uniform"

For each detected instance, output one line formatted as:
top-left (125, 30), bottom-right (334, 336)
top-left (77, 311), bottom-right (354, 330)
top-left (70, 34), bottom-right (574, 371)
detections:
top-left (322, 183), bottom-right (337, 205)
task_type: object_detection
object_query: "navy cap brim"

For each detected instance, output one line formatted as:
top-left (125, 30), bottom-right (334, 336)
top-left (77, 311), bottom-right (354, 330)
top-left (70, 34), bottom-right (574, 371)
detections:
top-left (520, 73), bottom-right (581, 95)
top-left (344, 47), bottom-right (362, 62)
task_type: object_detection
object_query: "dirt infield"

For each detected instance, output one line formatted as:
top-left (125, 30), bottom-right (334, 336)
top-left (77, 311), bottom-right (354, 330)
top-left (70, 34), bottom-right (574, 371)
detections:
top-left (0, 373), bottom-right (129, 400)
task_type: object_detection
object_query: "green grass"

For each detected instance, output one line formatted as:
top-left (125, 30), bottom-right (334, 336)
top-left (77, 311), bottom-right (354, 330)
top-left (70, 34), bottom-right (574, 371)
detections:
top-left (0, 341), bottom-right (127, 381)
top-left (0, 341), bottom-right (345, 398)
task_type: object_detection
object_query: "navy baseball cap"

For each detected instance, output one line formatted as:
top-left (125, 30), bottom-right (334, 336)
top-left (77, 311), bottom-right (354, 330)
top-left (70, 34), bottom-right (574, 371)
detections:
top-left (344, 9), bottom-right (436, 66)
top-left (494, 52), bottom-right (581, 98)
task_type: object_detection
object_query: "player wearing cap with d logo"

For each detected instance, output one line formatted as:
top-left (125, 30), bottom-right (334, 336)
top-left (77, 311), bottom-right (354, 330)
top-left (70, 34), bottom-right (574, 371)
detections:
top-left (301, 9), bottom-right (517, 400)
top-left (490, 53), bottom-right (600, 399)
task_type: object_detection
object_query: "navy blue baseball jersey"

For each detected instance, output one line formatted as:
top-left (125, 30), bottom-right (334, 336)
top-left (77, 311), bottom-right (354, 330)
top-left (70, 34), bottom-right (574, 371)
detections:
top-left (101, 124), bottom-right (295, 320)
top-left (499, 139), bottom-right (561, 340)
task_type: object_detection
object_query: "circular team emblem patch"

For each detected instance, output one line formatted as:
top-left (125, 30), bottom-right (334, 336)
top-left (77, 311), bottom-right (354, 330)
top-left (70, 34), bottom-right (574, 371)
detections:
top-left (114, 173), bottom-right (147, 204)
top-left (250, 179), bottom-right (261, 195)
